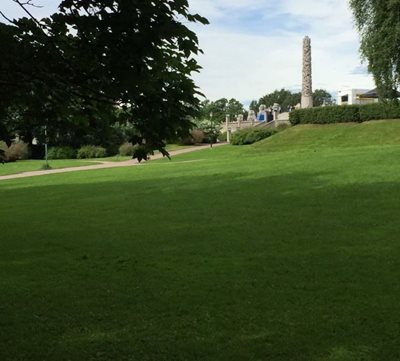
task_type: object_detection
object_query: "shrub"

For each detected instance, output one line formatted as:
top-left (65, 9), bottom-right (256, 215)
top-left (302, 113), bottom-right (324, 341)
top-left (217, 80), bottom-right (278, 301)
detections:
top-left (191, 129), bottom-right (204, 144)
top-left (218, 132), bottom-right (227, 142)
top-left (48, 146), bottom-right (76, 159)
top-left (77, 145), bottom-right (107, 159)
top-left (289, 105), bottom-right (361, 125)
top-left (178, 128), bottom-right (210, 145)
top-left (358, 102), bottom-right (400, 121)
top-left (0, 141), bottom-right (30, 162)
top-left (203, 132), bottom-right (218, 144)
top-left (105, 123), bottom-right (130, 156)
top-left (288, 110), bottom-right (301, 125)
top-left (179, 136), bottom-right (195, 145)
top-left (231, 127), bottom-right (277, 145)
top-left (231, 129), bottom-right (248, 145)
top-left (0, 142), bottom-right (16, 162)
top-left (30, 144), bottom-right (45, 159)
top-left (0, 141), bottom-right (8, 154)
top-left (289, 102), bottom-right (400, 125)
top-left (276, 123), bottom-right (291, 131)
top-left (8, 141), bottom-right (30, 160)
top-left (0, 142), bottom-right (7, 163)
top-left (0, 148), bottom-right (5, 163)
top-left (119, 142), bottom-right (136, 156)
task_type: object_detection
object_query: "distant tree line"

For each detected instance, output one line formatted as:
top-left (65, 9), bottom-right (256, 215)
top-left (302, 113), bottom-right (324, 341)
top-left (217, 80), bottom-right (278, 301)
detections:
top-left (250, 89), bottom-right (333, 113)
top-left (196, 89), bottom-right (333, 125)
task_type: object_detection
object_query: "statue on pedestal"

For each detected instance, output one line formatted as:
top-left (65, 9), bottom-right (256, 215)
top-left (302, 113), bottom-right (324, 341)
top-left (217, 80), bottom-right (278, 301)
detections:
top-left (257, 104), bottom-right (267, 122)
top-left (247, 110), bottom-right (256, 124)
top-left (237, 114), bottom-right (244, 126)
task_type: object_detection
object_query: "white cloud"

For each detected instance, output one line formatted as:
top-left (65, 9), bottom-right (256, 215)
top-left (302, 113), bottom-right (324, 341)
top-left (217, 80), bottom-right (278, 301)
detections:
top-left (0, 0), bottom-right (375, 105)
top-left (189, 0), bottom-right (268, 18)
top-left (189, 0), bottom-right (375, 104)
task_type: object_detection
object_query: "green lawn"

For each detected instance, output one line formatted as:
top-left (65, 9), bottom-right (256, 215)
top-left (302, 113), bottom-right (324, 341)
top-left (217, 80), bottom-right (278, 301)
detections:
top-left (91, 155), bottom-right (132, 162)
top-left (165, 143), bottom-right (197, 152)
top-left (0, 159), bottom-right (99, 176)
top-left (95, 144), bottom-right (196, 162)
top-left (1, 120), bottom-right (400, 360)
top-left (0, 145), bottom-right (195, 175)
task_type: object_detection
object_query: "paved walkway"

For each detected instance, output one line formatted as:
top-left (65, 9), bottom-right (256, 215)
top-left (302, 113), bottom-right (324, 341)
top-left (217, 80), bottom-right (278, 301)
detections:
top-left (0, 143), bottom-right (227, 181)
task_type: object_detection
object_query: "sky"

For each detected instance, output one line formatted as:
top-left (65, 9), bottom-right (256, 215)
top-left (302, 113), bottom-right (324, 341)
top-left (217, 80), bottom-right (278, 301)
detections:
top-left (1, 0), bottom-right (376, 106)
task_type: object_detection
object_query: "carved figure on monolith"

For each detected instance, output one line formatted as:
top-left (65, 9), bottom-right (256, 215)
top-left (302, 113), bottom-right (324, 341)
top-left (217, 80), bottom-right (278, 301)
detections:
top-left (301, 36), bottom-right (313, 108)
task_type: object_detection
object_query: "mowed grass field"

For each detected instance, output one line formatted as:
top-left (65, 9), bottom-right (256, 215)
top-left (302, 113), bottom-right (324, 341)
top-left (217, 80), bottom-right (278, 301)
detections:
top-left (0, 159), bottom-right (99, 176)
top-left (0, 144), bottom-right (194, 176)
top-left (1, 120), bottom-right (400, 361)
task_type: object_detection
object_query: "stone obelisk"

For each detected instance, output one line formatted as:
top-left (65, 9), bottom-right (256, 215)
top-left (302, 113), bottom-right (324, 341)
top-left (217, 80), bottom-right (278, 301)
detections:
top-left (301, 36), bottom-right (313, 108)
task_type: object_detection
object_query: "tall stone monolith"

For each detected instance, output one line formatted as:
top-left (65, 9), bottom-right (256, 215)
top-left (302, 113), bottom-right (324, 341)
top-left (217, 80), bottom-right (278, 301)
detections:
top-left (301, 36), bottom-right (313, 108)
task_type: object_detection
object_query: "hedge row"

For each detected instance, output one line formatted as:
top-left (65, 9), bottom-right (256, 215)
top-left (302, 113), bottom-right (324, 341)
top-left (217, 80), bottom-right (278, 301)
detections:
top-left (48, 146), bottom-right (76, 159)
top-left (231, 127), bottom-right (277, 145)
top-left (48, 145), bottom-right (107, 159)
top-left (289, 103), bottom-right (400, 125)
top-left (77, 145), bottom-right (107, 159)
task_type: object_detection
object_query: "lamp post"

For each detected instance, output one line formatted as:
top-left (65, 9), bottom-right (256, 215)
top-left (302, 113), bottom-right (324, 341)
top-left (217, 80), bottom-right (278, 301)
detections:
top-left (44, 125), bottom-right (49, 168)
top-left (225, 114), bottom-right (230, 143)
top-left (209, 112), bottom-right (214, 148)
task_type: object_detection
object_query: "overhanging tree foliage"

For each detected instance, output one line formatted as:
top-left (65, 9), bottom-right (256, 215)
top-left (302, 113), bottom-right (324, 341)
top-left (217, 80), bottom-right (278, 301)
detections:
top-left (350, 0), bottom-right (400, 99)
top-left (0, 0), bottom-right (208, 161)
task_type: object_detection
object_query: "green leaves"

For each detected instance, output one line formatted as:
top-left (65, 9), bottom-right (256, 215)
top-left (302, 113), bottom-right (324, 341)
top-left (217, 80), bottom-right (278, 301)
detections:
top-left (350, 0), bottom-right (400, 98)
top-left (253, 88), bottom-right (332, 110)
top-left (313, 89), bottom-right (333, 107)
top-left (197, 98), bottom-right (245, 125)
top-left (257, 89), bottom-right (301, 111)
top-left (0, 0), bottom-right (208, 160)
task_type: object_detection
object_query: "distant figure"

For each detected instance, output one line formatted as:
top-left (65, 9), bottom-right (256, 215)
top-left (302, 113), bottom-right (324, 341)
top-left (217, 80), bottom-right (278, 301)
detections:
top-left (267, 110), bottom-right (274, 122)
top-left (257, 104), bottom-right (267, 122)
top-left (247, 110), bottom-right (256, 124)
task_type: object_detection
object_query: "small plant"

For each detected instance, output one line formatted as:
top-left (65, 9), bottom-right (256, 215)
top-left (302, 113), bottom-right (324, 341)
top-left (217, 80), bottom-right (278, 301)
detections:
top-left (176, 128), bottom-right (205, 145)
top-left (77, 145), bottom-right (107, 159)
top-left (40, 163), bottom-right (52, 170)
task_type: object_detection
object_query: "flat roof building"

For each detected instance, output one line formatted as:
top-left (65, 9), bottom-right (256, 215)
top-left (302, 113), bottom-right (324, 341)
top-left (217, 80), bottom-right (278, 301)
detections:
top-left (337, 89), bottom-right (378, 105)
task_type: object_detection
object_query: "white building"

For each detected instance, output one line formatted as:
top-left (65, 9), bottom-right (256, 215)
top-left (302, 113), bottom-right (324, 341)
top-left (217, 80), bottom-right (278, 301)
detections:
top-left (337, 89), bottom-right (378, 105)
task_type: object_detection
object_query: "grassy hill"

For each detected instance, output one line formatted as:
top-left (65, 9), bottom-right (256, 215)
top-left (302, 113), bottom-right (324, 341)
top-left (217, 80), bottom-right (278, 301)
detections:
top-left (1, 120), bottom-right (400, 361)
top-left (256, 119), bottom-right (400, 149)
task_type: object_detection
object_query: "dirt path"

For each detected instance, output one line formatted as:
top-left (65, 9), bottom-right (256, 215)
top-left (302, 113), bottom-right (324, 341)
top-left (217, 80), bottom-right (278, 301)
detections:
top-left (0, 143), bottom-right (227, 181)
